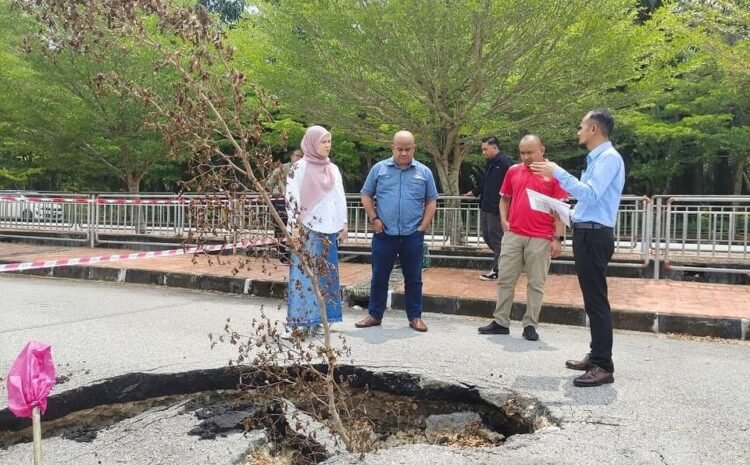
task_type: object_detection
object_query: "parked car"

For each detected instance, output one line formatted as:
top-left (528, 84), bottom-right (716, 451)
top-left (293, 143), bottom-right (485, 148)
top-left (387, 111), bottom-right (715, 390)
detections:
top-left (0, 192), bottom-right (64, 222)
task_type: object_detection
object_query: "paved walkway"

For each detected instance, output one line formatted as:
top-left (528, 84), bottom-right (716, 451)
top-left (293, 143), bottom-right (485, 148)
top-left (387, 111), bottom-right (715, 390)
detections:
top-left (1, 242), bottom-right (748, 338)
top-left (418, 267), bottom-right (750, 319)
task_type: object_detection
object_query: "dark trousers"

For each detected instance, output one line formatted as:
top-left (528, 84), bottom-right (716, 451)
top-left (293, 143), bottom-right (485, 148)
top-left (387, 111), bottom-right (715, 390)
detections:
top-left (480, 211), bottom-right (503, 272)
top-left (572, 228), bottom-right (615, 373)
top-left (271, 198), bottom-right (289, 260)
top-left (368, 231), bottom-right (425, 321)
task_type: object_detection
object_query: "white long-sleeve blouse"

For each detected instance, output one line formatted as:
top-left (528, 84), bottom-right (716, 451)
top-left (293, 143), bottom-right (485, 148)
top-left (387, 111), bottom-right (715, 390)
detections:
top-left (285, 159), bottom-right (347, 234)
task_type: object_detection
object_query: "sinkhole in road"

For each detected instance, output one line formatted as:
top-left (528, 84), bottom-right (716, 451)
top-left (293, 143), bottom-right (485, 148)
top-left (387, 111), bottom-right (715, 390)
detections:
top-left (0, 366), bottom-right (556, 463)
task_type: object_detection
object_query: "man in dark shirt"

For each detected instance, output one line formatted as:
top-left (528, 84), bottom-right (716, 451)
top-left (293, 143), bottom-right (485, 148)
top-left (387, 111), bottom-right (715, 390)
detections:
top-left (463, 136), bottom-right (513, 280)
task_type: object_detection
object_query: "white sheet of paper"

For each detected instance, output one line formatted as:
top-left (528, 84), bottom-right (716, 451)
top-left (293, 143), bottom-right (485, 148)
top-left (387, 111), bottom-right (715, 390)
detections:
top-left (526, 188), bottom-right (571, 227)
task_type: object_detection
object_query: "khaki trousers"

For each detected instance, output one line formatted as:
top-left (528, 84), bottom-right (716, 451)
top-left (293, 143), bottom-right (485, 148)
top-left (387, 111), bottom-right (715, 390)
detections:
top-left (493, 231), bottom-right (552, 328)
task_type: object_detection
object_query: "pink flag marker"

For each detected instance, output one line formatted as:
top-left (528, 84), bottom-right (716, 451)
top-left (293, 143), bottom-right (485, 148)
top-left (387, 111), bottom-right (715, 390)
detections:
top-left (6, 341), bottom-right (57, 465)
top-left (6, 341), bottom-right (57, 418)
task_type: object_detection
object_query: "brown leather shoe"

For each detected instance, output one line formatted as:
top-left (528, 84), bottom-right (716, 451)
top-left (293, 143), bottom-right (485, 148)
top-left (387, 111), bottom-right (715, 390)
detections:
top-left (354, 316), bottom-right (382, 328)
top-left (565, 354), bottom-right (592, 371)
top-left (573, 366), bottom-right (614, 387)
top-left (409, 318), bottom-right (428, 332)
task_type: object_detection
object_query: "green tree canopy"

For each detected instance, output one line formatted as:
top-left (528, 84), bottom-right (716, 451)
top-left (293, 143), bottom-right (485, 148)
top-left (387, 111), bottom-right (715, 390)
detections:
top-left (618, 0), bottom-right (750, 195)
top-left (245, 0), bottom-right (643, 194)
top-left (0, 1), bottom-right (181, 192)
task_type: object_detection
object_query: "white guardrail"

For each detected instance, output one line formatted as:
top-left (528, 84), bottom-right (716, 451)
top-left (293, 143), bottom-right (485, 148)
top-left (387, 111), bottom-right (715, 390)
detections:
top-left (1, 192), bottom-right (749, 277)
top-left (652, 196), bottom-right (750, 278)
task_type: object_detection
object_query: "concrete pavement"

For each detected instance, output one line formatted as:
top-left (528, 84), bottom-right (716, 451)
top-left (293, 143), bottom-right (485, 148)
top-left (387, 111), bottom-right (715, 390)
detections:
top-left (0, 274), bottom-right (748, 465)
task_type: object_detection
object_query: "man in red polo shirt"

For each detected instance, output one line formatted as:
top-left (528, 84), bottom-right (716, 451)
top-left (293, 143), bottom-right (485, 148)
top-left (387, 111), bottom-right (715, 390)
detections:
top-left (478, 134), bottom-right (567, 341)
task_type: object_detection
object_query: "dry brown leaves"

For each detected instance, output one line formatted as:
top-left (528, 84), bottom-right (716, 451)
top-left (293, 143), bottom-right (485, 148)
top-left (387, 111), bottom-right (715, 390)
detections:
top-left (439, 422), bottom-right (503, 449)
top-left (666, 333), bottom-right (750, 345)
top-left (243, 448), bottom-right (293, 465)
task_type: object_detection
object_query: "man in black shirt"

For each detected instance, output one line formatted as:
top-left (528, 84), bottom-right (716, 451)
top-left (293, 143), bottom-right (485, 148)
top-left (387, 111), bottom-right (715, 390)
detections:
top-left (463, 136), bottom-right (513, 280)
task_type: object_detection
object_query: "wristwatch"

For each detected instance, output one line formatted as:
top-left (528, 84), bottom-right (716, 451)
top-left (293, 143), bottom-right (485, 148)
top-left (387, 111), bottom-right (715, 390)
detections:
top-left (556, 236), bottom-right (564, 242)
top-left (368, 216), bottom-right (379, 225)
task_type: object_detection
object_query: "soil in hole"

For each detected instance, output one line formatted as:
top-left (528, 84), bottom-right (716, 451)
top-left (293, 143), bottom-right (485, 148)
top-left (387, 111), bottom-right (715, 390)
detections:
top-left (287, 387), bottom-right (509, 448)
top-left (0, 367), bottom-right (551, 463)
top-left (1, 389), bottom-right (508, 452)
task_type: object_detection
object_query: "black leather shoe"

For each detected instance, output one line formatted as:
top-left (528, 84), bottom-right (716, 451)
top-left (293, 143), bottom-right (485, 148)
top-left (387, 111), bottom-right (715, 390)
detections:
top-left (478, 321), bottom-right (510, 335)
top-left (573, 366), bottom-right (614, 387)
top-left (522, 325), bottom-right (539, 341)
top-left (565, 354), bottom-right (592, 371)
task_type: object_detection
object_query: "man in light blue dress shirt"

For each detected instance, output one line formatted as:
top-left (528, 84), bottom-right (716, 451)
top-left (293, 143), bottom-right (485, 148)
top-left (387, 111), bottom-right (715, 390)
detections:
top-left (531, 109), bottom-right (625, 388)
top-left (356, 131), bottom-right (439, 332)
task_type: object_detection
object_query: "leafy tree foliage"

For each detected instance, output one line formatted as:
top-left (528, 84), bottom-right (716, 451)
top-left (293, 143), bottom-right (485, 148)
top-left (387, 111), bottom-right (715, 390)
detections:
top-left (0, 0), bottom-right (180, 192)
top-left (248, 0), bottom-right (642, 194)
top-left (618, 0), bottom-right (750, 195)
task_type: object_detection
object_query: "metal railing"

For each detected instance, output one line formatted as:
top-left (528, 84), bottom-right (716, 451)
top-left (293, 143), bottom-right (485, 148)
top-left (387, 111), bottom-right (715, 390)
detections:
top-left (94, 194), bottom-right (190, 247)
top-left (0, 193), bottom-right (92, 244)
top-left (93, 193), bottom-right (274, 247)
top-left (652, 196), bottom-right (750, 277)
top-left (346, 195), bottom-right (651, 268)
top-left (2, 191), bottom-right (750, 278)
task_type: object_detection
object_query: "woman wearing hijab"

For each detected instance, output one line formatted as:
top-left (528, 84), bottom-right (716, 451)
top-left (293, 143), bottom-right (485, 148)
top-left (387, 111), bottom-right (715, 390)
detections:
top-left (285, 125), bottom-right (348, 335)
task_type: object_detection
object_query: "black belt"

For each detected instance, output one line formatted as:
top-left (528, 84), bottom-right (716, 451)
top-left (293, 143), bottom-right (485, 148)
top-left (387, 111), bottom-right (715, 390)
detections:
top-left (572, 221), bottom-right (612, 230)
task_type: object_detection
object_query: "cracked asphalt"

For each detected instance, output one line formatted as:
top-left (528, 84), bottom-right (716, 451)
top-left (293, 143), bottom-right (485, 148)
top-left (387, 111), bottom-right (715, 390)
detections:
top-left (0, 274), bottom-right (748, 465)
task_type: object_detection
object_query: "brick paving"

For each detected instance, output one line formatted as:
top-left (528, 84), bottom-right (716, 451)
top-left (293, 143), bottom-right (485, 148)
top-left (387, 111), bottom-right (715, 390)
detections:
top-left (415, 268), bottom-right (750, 319)
top-left (1, 242), bottom-right (749, 320)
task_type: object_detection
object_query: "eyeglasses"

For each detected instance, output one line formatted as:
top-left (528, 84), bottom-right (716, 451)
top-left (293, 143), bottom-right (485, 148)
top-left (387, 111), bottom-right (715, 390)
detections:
top-left (393, 146), bottom-right (415, 152)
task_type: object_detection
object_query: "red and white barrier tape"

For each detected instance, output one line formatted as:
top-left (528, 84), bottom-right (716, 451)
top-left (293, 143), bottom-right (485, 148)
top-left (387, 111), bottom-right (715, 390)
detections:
top-left (0, 196), bottom-right (90, 204)
top-left (95, 198), bottom-right (184, 205)
top-left (94, 197), bottom-right (268, 205)
top-left (0, 196), bottom-right (274, 205)
top-left (0, 238), bottom-right (275, 273)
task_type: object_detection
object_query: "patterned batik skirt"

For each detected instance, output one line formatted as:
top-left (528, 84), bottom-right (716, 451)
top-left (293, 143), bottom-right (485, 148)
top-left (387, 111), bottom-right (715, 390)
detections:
top-left (287, 229), bottom-right (343, 327)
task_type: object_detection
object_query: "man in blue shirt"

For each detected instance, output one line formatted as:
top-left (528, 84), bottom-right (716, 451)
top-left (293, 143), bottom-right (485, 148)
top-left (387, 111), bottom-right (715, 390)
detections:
top-left (357, 131), bottom-right (439, 332)
top-left (531, 109), bottom-right (625, 387)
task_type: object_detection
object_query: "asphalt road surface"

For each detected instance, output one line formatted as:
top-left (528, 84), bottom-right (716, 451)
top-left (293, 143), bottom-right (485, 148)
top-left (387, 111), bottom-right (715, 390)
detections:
top-left (0, 274), bottom-right (748, 465)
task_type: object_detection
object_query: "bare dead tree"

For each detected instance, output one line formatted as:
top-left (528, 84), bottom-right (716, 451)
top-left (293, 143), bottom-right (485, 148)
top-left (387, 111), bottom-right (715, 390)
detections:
top-left (14, 0), bottom-right (359, 453)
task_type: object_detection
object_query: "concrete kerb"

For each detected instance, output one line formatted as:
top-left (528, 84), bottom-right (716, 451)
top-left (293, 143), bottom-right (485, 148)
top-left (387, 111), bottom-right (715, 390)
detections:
top-left (3, 262), bottom-right (748, 341)
top-left (402, 291), bottom-right (744, 340)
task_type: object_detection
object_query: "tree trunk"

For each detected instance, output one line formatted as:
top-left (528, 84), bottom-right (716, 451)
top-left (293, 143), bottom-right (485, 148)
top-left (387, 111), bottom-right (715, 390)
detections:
top-left (432, 155), bottom-right (451, 195)
top-left (428, 142), bottom-right (466, 246)
top-left (124, 171), bottom-right (146, 233)
top-left (429, 143), bottom-right (463, 196)
top-left (732, 157), bottom-right (746, 195)
top-left (125, 171), bottom-right (142, 193)
top-left (663, 172), bottom-right (673, 195)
